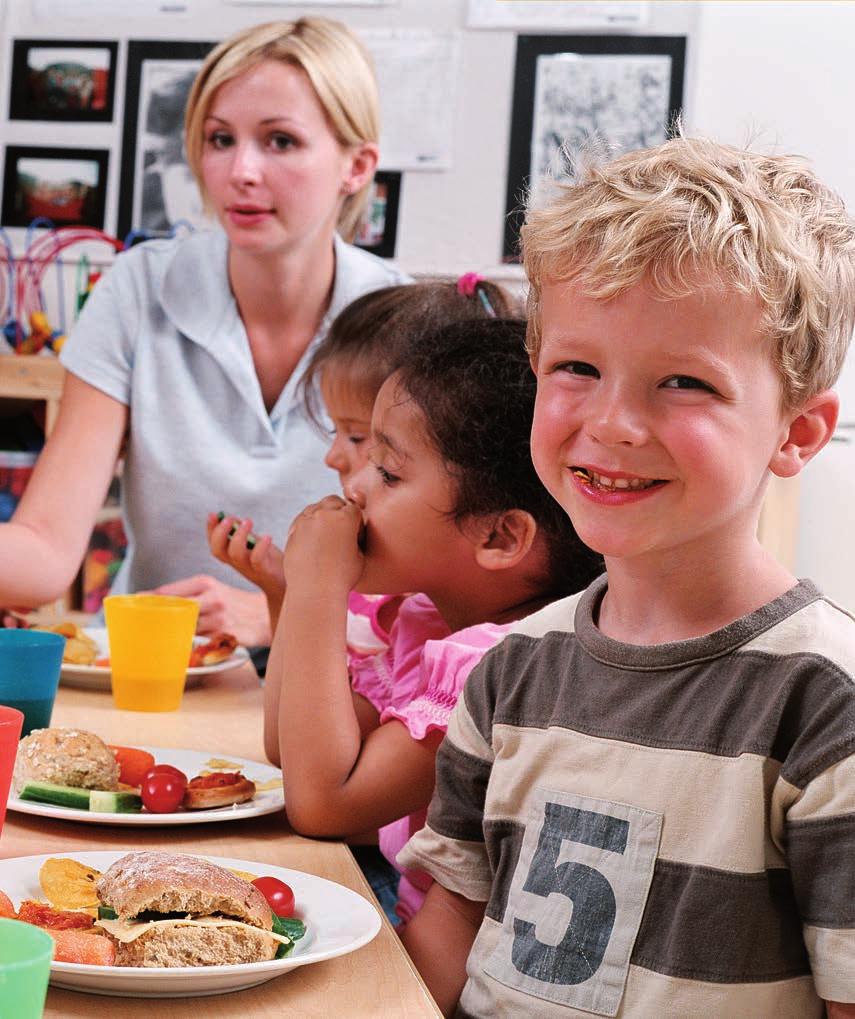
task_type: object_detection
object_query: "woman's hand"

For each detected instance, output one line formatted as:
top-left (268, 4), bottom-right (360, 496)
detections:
top-left (206, 513), bottom-right (285, 603)
top-left (149, 574), bottom-right (271, 647)
top-left (283, 495), bottom-right (364, 596)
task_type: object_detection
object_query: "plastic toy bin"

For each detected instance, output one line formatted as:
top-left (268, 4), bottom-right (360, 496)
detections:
top-left (0, 451), bottom-right (37, 522)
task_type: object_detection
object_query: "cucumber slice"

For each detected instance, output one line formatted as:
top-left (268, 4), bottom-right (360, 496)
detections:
top-left (90, 789), bottom-right (143, 813)
top-left (18, 781), bottom-right (91, 810)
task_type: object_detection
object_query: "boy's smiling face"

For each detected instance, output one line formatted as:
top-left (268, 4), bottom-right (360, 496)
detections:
top-left (530, 277), bottom-right (796, 568)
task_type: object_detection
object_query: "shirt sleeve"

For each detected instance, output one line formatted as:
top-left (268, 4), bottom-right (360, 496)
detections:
top-left (59, 246), bottom-right (147, 405)
top-left (784, 746), bottom-right (855, 1001)
top-left (349, 594), bottom-right (448, 715)
top-left (381, 621), bottom-right (511, 740)
top-left (397, 647), bottom-right (500, 903)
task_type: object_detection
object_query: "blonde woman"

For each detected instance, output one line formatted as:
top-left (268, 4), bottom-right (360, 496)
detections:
top-left (1, 19), bottom-right (407, 646)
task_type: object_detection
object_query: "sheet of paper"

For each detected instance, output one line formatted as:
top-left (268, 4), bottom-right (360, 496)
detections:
top-left (32, 0), bottom-right (196, 17)
top-left (467, 0), bottom-right (648, 30)
top-left (225, 0), bottom-right (396, 5)
top-left (361, 29), bottom-right (458, 172)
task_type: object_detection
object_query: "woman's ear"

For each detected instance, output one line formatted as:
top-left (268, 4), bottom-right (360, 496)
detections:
top-left (770, 389), bottom-right (839, 479)
top-left (471, 509), bottom-right (538, 572)
top-left (342, 142), bottom-right (379, 195)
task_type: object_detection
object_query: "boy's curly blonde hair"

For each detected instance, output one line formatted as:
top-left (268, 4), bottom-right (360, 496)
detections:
top-left (522, 136), bottom-right (855, 408)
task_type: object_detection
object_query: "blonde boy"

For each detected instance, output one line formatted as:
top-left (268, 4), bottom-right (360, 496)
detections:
top-left (400, 137), bottom-right (855, 1018)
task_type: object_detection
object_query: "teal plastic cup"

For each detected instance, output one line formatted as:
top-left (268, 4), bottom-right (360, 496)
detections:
top-left (0, 630), bottom-right (65, 737)
top-left (0, 917), bottom-right (53, 1018)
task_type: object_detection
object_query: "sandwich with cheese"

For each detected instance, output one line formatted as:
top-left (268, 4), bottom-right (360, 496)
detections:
top-left (94, 852), bottom-right (299, 967)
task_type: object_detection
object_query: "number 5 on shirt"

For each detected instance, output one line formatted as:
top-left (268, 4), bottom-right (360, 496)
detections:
top-left (485, 790), bottom-right (662, 1016)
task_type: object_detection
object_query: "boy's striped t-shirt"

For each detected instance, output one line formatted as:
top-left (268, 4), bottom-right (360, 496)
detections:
top-left (399, 576), bottom-right (855, 1018)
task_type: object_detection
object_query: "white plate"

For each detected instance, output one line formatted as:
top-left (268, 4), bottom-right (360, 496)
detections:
top-left (7, 746), bottom-right (284, 826)
top-left (0, 850), bottom-right (381, 997)
top-left (59, 627), bottom-right (250, 690)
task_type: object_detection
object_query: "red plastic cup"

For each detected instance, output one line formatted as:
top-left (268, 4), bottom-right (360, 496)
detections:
top-left (0, 706), bottom-right (24, 836)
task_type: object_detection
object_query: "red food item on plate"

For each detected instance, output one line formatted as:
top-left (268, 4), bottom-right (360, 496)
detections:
top-left (251, 876), bottom-right (295, 917)
top-left (188, 632), bottom-right (238, 668)
top-left (17, 900), bottom-right (94, 930)
top-left (141, 770), bottom-right (188, 813)
top-left (49, 928), bottom-right (116, 966)
top-left (143, 764), bottom-right (187, 784)
top-left (0, 889), bottom-right (15, 918)
top-left (183, 771), bottom-right (256, 810)
top-left (187, 772), bottom-right (243, 789)
top-left (108, 745), bottom-right (156, 787)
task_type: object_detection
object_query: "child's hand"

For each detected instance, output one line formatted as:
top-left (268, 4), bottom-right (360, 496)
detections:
top-left (206, 512), bottom-right (285, 603)
top-left (283, 495), bottom-right (364, 595)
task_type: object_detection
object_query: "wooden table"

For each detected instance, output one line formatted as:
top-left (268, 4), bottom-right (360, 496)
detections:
top-left (0, 662), bottom-right (441, 1018)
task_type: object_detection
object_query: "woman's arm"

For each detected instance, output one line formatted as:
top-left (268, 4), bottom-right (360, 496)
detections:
top-left (400, 883), bottom-right (485, 1017)
top-left (0, 374), bottom-right (126, 606)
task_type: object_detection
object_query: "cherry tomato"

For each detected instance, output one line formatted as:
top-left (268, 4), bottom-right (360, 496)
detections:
top-left (251, 876), bottom-right (295, 917)
top-left (143, 764), bottom-right (187, 784)
top-left (141, 771), bottom-right (187, 813)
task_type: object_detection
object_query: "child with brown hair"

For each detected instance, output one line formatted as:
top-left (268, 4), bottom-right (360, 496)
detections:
top-left (400, 137), bottom-right (855, 1017)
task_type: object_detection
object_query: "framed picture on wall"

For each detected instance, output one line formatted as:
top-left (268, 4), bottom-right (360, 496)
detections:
top-left (1, 144), bottom-right (109, 228)
top-left (9, 39), bottom-right (118, 122)
top-left (502, 34), bottom-right (686, 262)
top-left (118, 39), bottom-right (215, 241)
top-left (354, 171), bottom-right (402, 259)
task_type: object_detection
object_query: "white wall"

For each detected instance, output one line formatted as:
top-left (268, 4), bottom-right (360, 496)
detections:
top-left (685, 1), bottom-right (855, 602)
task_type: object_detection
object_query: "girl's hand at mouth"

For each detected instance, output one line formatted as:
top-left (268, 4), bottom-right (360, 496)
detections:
top-left (284, 495), bottom-right (365, 595)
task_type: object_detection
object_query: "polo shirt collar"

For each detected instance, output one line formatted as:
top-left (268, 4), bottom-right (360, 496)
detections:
top-left (159, 228), bottom-right (362, 352)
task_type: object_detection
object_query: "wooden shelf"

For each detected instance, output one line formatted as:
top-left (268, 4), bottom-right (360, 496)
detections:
top-left (0, 355), bottom-right (65, 432)
top-left (0, 355), bottom-right (68, 615)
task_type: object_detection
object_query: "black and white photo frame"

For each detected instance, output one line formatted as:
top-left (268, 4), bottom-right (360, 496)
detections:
top-left (9, 39), bottom-right (118, 122)
top-left (503, 34), bottom-right (686, 262)
top-left (118, 39), bottom-right (215, 241)
top-left (1, 144), bottom-right (109, 229)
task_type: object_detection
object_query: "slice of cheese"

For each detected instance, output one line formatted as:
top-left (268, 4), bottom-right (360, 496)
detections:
top-left (95, 914), bottom-right (291, 946)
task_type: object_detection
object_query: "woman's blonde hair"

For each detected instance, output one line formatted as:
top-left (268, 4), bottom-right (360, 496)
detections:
top-left (522, 135), bottom-right (855, 407)
top-left (184, 17), bottom-right (379, 241)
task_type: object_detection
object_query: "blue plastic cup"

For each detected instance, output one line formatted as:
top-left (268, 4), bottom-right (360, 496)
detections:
top-left (0, 630), bottom-right (65, 737)
top-left (0, 918), bottom-right (53, 1018)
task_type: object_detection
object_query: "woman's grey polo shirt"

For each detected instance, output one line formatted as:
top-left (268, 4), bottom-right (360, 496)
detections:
top-left (60, 228), bottom-right (409, 595)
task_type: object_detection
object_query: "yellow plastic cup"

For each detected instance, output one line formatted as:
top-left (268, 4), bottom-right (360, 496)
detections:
top-left (103, 595), bottom-right (199, 712)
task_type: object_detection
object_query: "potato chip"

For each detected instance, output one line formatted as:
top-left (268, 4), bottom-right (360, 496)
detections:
top-left (254, 778), bottom-right (282, 792)
top-left (35, 622), bottom-right (99, 666)
top-left (226, 868), bottom-right (257, 883)
top-left (203, 758), bottom-right (244, 771)
top-left (39, 858), bottom-right (102, 910)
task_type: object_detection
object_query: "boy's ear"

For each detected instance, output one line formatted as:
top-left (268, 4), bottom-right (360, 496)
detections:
top-left (471, 509), bottom-right (538, 571)
top-left (770, 389), bottom-right (839, 479)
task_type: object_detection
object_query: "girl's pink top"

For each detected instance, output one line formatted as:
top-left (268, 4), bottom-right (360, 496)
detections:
top-left (379, 616), bottom-right (512, 923)
top-left (347, 592), bottom-right (510, 922)
top-left (348, 593), bottom-right (450, 715)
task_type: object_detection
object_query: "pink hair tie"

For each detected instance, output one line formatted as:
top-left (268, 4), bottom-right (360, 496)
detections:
top-left (456, 271), bottom-right (497, 317)
top-left (456, 272), bottom-right (483, 297)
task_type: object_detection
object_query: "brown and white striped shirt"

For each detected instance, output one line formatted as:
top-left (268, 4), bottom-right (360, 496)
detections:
top-left (399, 576), bottom-right (855, 1017)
